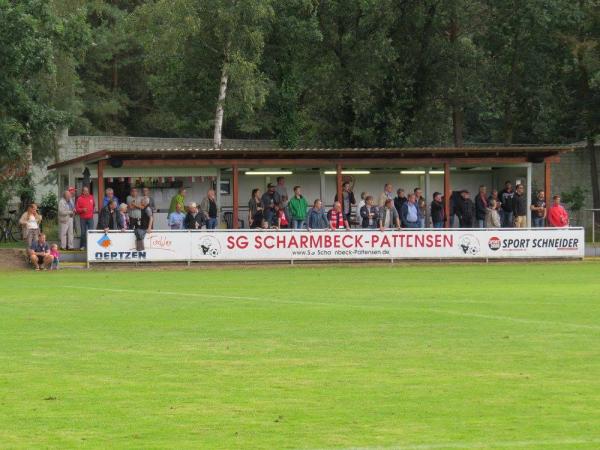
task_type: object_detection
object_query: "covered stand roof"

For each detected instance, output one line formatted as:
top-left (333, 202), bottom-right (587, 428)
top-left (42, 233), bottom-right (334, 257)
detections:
top-left (48, 144), bottom-right (575, 170)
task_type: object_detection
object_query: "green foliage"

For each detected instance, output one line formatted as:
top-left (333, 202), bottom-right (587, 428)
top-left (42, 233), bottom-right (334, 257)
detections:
top-left (0, 0), bottom-right (599, 170)
top-left (17, 175), bottom-right (36, 212)
top-left (561, 186), bottom-right (588, 212)
top-left (40, 191), bottom-right (58, 217)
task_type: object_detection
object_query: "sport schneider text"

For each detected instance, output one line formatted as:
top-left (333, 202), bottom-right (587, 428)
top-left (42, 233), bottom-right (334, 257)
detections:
top-left (227, 233), bottom-right (453, 250)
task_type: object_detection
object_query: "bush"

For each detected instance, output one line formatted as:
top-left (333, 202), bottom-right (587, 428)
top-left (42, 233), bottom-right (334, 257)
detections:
top-left (40, 191), bottom-right (58, 220)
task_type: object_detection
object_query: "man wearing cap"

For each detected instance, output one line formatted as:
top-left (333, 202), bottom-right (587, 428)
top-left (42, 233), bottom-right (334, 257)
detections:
top-left (58, 190), bottom-right (75, 250)
top-left (261, 183), bottom-right (281, 210)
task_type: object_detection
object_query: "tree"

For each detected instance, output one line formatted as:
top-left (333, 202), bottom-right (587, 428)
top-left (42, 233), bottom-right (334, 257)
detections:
top-left (561, 0), bottom-right (600, 222)
top-left (135, 0), bottom-right (273, 146)
top-left (0, 0), bottom-right (88, 204)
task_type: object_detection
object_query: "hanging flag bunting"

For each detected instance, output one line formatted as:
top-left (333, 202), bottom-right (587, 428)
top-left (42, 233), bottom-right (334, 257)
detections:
top-left (200, 176), bottom-right (205, 183)
top-left (119, 177), bottom-right (124, 182)
top-left (190, 176), bottom-right (195, 183)
top-left (169, 176), bottom-right (175, 183)
top-left (159, 176), bottom-right (165, 183)
top-left (107, 177), bottom-right (113, 183)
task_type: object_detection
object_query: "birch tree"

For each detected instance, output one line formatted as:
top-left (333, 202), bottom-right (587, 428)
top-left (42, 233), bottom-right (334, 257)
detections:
top-left (135, 0), bottom-right (273, 147)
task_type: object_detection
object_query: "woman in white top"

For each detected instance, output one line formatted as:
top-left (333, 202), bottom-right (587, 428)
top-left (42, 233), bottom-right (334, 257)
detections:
top-left (19, 203), bottom-right (43, 247)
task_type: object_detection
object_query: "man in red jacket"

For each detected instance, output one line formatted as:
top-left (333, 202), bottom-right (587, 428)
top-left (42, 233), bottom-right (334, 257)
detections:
top-left (75, 186), bottom-right (95, 250)
top-left (547, 195), bottom-right (569, 227)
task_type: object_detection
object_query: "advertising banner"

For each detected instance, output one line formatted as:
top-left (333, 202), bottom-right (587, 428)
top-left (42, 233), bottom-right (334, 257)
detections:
top-left (87, 228), bottom-right (585, 263)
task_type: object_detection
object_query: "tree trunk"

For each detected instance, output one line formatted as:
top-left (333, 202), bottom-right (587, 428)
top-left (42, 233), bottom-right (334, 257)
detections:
top-left (503, 101), bottom-right (514, 144)
top-left (213, 64), bottom-right (229, 149)
top-left (452, 106), bottom-right (464, 147)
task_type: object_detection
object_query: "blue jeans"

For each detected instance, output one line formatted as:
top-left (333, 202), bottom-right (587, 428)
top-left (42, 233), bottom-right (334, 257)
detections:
top-left (80, 217), bottom-right (94, 248)
top-left (532, 217), bottom-right (545, 227)
top-left (501, 211), bottom-right (513, 228)
top-left (477, 219), bottom-right (485, 228)
top-left (433, 222), bottom-right (444, 228)
top-left (206, 218), bottom-right (217, 229)
top-left (292, 219), bottom-right (305, 229)
top-left (404, 221), bottom-right (420, 228)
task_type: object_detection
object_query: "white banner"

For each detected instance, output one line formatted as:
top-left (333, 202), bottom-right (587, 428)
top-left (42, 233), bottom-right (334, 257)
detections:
top-left (87, 228), bottom-right (585, 263)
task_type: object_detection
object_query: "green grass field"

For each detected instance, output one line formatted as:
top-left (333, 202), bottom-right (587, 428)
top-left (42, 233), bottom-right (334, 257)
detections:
top-left (1, 262), bottom-right (599, 449)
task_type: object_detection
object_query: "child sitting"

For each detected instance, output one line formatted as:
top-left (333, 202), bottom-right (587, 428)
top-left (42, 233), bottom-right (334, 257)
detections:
top-left (50, 243), bottom-right (60, 270)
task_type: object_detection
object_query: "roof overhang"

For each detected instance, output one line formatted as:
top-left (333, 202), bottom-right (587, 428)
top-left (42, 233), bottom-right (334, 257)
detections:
top-left (47, 145), bottom-right (575, 171)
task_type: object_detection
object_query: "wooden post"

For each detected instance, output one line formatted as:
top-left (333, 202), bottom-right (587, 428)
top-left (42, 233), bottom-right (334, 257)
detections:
top-left (544, 161), bottom-right (551, 200)
top-left (232, 163), bottom-right (239, 229)
top-left (444, 162), bottom-right (451, 227)
top-left (97, 159), bottom-right (105, 212)
top-left (336, 162), bottom-right (343, 205)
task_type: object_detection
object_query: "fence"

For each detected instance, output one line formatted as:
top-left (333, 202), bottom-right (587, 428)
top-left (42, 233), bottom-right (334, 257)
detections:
top-left (86, 228), bottom-right (585, 265)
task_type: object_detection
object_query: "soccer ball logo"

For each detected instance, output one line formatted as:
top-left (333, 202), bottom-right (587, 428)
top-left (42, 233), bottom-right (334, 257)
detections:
top-left (459, 234), bottom-right (480, 256)
top-left (198, 236), bottom-right (221, 258)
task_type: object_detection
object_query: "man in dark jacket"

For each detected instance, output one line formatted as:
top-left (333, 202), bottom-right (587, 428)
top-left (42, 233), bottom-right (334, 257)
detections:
top-left (456, 190), bottom-right (475, 228)
top-left (359, 195), bottom-right (379, 228)
top-left (430, 192), bottom-right (445, 228)
top-left (394, 189), bottom-right (407, 216)
top-left (511, 184), bottom-right (528, 228)
top-left (499, 181), bottom-right (514, 227)
top-left (474, 185), bottom-right (488, 228)
top-left (97, 199), bottom-right (122, 232)
top-left (184, 202), bottom-right (205, 229)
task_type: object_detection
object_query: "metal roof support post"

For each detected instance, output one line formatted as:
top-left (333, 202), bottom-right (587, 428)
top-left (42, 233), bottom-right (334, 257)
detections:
top-left (232, 163), bottom-right (239, 229)
top-left (424, 169), bottom-right (431, 227)
top-left (444, 162), bottom-right (451, 228)
top-left (526, 163), bottom-right (532, 228)
top-left (336, 163), bottom-right (343, 207)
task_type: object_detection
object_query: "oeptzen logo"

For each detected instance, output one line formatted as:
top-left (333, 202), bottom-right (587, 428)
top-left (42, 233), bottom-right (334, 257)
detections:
top-left (488, 236), bottom-right (501, 251)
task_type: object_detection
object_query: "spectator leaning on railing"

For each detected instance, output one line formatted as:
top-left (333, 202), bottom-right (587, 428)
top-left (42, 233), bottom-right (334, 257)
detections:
top-left (306, 199), bottom-right (329, 230)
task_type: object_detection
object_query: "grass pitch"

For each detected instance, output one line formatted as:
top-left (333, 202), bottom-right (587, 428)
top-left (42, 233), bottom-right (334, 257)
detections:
top-left (1, 262), bottom-right (599, 449)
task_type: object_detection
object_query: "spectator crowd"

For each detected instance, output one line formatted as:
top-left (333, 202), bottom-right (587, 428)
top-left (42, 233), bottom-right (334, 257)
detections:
top-left (20, 176), bottom-right (572, 270)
